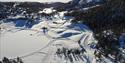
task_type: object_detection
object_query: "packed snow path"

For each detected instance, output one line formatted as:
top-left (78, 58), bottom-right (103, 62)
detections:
top-left (0, 16), bottom-right (97, 63)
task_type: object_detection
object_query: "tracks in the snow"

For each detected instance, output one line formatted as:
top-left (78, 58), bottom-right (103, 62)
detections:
top-left (1, 19), bottom-right (93, 63)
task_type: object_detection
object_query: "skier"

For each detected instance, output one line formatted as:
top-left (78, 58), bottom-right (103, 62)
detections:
top-left (41, 21), bottom-right (49, 35)
top-left (41, 27), bottom-right (48, 35)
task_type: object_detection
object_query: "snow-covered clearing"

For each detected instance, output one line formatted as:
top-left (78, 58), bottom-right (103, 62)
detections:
top-left (0, 11), bottom-right (97, 63)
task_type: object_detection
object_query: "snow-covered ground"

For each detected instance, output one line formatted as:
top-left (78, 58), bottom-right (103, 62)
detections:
top-left (0, 10), bottom-right (98, 63)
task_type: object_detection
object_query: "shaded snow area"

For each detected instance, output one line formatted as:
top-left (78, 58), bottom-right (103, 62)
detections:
top-left (1, 10), bottom-right (123, 63)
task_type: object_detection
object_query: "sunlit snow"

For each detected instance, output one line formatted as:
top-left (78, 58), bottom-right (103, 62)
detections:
top-left (0, 10), bottom-right (98, 63)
